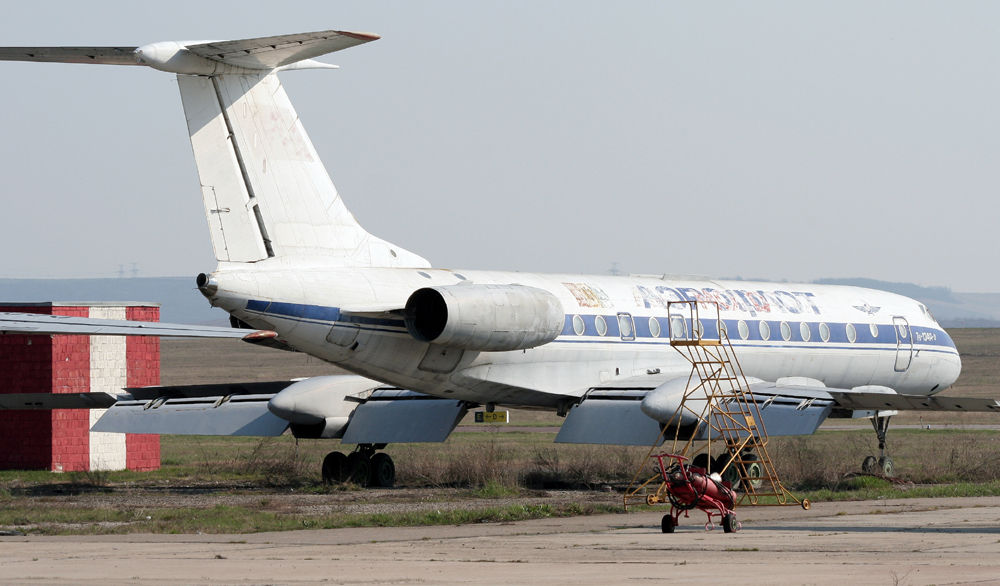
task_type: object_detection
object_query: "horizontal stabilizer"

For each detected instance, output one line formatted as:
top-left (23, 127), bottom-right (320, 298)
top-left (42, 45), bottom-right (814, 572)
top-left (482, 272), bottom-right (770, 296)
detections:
top-left (185, 30), bottom-right (378, 70)
top-left (0, 312), bottom-right (247, 338)
top-left (0, 46), bottom-right (139, 65)
top-left (0, 29), bottom-right (378, 74)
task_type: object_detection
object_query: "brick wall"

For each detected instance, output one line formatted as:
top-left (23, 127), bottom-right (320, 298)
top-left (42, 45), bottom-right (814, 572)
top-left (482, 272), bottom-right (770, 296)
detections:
top-left (0, 304), bottom-right (54, 469)
top-left (0, 303), bottom-right (161, 472)
top-left (125, 306), bottom-right (161, 471)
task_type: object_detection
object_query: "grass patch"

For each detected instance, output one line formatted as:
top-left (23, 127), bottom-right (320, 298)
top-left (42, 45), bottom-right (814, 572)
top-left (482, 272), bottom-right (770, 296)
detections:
top-left (0, 502), bottom-right (622, 536)
top-left (3, 423), bottom-right (1000, 535)
top-left (469, 480), bottom-right (521, 498)
top-left (800, 479), bottom-right (1000, 503)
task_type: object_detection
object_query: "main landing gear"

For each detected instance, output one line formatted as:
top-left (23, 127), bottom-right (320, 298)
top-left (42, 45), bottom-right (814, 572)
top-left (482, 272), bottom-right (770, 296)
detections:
top-left (861, 413), bottom-right (894, 477)
top-left (321, 444), bottom-right (396, 487)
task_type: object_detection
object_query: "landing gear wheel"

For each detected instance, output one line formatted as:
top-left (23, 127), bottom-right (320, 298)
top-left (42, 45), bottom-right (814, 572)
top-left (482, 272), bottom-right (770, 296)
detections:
top-left (692, 453), bottom-right (711, 472)
top-left (878, 456), bottom-right (894, 477)
top-left (347, 451), bottom-right (371, 486)
top-left (369, 453), bottom-right (396, 488)
top-left (861, 455), bottom-right (877, 474)
top-left (722, 513), bottom-right (740, 534)
top-left (321, 451), bottom-right (348, 484)
top-left (661, 515), bottom-right (675, 534)
top-left (801, 499), bottom-right (811, 510)
top-left (744, 453), bottom-right (763, 490)
top-left (717, 455), bottom-right (740, 491)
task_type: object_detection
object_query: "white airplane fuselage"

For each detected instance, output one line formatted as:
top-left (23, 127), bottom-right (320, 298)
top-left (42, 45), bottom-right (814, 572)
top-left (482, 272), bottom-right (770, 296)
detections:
top-left (0, 30), bottom-right (961, 418)
top-left (203, 262), bottom-right (961, 410)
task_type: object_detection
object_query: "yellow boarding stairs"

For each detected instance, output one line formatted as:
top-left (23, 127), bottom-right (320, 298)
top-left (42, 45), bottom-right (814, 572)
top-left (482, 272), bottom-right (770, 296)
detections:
top-left (624, 300), bottom-right (809, 511)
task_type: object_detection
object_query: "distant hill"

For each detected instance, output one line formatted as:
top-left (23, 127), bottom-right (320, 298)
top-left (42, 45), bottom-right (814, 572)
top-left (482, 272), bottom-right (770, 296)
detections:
top-left (0, 277), bottom-right (227, 325)
top-left (1, 276), bottom-right (997, 328)
top-left (812, 278), bottom-right (1000, 328)
top-left (812, 278), bottom-right (955, 303)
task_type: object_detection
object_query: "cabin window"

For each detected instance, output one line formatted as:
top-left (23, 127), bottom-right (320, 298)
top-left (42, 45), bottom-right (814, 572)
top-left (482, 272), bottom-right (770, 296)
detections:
top-left (669, 315), bottom-right (687, 339)
top-left (819, 322), bottom-right (831, 342)
top-left (572, 314), bottom-right (585, 336)
top-left (846, 323), bottom-right (857, 343)
top-left (869, 323), bottom-right (879, 339)
top-left (898, 324), bottom-right (908, 339)
top-left (720, 321), bottom-right (728, 338)
top-left (780, 321), bottom-right (791, 341)
top-left (649, 317), bottom-right (661, 338)
top-left (738, 320), bottom-right (749, 340)
top-left (799, 322), bottom-right (811, 342)
top-left (595, 315), bottom-right (608, 336)
top-left (692, 319), bottom-right (704, 340)
top-left (758, 320), bottom-right (771, 341)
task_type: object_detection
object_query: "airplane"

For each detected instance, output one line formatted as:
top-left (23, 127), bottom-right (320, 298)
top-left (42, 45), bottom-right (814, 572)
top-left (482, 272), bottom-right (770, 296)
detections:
top-left (0, 30), bottom-right (996, 489)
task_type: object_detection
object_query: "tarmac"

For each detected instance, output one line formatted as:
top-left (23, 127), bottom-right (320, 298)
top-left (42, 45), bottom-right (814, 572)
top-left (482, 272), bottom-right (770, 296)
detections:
top-left (2, 496), bottom-right (1000, 584)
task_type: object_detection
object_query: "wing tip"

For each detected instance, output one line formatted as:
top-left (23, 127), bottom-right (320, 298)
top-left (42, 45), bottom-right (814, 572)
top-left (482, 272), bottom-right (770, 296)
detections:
top-left (337, 30), bottom-right (381, 42)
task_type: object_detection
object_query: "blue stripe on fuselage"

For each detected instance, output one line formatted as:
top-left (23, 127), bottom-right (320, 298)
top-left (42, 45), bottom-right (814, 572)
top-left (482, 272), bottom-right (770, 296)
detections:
top-left (245, 299), bottom-right (957, 353)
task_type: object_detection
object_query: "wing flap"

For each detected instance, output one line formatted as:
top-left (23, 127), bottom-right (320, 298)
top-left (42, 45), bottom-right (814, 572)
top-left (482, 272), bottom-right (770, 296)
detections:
top-left (556, 390), bottom-right (663, 446)
top-left (341, 391), bottom-right (468, 444)
top-left (92, 394), bottom-right (289, 436)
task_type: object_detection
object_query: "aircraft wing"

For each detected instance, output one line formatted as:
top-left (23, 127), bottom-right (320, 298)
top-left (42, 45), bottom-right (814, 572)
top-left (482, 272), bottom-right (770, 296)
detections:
top-left (554, 375), bottom-right (837, 446)
top-left (0, 377), bottom-right (470, 442)
top-left (0, 311), bottom-right (248, 338)
top-left (826, 391), bottom-right (1000, 413)
top-left (552, 374), bottom-right (1000, 446)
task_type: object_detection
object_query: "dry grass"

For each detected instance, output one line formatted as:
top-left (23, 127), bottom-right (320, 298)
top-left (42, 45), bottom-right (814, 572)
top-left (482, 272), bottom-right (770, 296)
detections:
top-left (150, 328), bottom-right (1000, 492)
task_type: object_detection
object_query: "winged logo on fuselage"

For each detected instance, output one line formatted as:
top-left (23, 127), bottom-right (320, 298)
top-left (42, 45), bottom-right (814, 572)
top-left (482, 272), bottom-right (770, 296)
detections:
top-left (852, 303), bottom-right (881, 315)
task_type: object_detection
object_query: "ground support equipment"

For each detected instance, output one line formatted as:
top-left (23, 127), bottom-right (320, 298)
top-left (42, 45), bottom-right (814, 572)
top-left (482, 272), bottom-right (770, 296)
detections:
top-left (624, 301), bottom-right (808, 531)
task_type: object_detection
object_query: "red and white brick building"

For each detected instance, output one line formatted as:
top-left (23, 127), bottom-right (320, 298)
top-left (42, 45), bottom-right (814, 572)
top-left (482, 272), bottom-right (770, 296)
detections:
top-left (0, 302), bottom-right (160, 471)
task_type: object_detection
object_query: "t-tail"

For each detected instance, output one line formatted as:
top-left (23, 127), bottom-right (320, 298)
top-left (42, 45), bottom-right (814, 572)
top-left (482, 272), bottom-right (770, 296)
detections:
top-left (0, 31), bottom-right (430, 269)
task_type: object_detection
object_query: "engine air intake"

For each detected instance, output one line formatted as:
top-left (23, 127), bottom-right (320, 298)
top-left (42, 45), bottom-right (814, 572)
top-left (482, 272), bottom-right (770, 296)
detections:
top-left (404, 284), bottom-right (564, 352)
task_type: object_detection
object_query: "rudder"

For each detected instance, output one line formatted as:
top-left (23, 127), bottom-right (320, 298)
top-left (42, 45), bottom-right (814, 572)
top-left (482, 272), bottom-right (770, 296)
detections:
top-left (179, 72), bottom-right (428, 267)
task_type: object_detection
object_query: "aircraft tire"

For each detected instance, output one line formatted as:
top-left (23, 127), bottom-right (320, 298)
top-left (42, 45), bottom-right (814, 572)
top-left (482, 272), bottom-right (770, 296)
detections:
top-left (861, 455), bottom-right (877, 474)
top-left (347, 451), bottom-right (371, 487)
top-left (692, 453), bottom-right (711, 472)
top-left (369, 453), bottom-right (396, 488)
top-left (744, 453), bottom-right (763, 490)
top-left (716, 455), bottom-right (740, 491)
top-left (661, 514), bottom-right (675, 534)
top-left (722, 513), bottom-right (739, 534)
top-left (878, 456), bottom-right (894, 477)
top-left (321, 451), bottom-right (349, 484)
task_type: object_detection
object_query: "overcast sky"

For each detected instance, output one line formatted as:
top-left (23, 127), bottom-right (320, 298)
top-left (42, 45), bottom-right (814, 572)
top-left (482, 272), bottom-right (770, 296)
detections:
top-left (0, 2), bottom-right (997, 291)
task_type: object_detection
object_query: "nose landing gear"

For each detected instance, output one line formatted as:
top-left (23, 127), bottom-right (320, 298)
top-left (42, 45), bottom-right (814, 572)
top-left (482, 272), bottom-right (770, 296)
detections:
top-left (861, 414), bottom-right (894, 477)
top-left (321, 444), bottom-right (395, 487)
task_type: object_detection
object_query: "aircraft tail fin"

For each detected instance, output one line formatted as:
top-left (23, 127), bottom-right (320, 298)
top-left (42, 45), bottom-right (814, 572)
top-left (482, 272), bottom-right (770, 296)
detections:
top-left (0, 31), bottom-right (430, 268)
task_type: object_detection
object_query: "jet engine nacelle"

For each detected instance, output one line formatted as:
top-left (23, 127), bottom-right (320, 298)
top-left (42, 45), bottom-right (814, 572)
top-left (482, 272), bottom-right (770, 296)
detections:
top-left (267, 375), bottom-right (380, 439)
top-left (404, 284), bottom-right (564, 352)
top-left (640, 376), bottom-right (766, 426)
